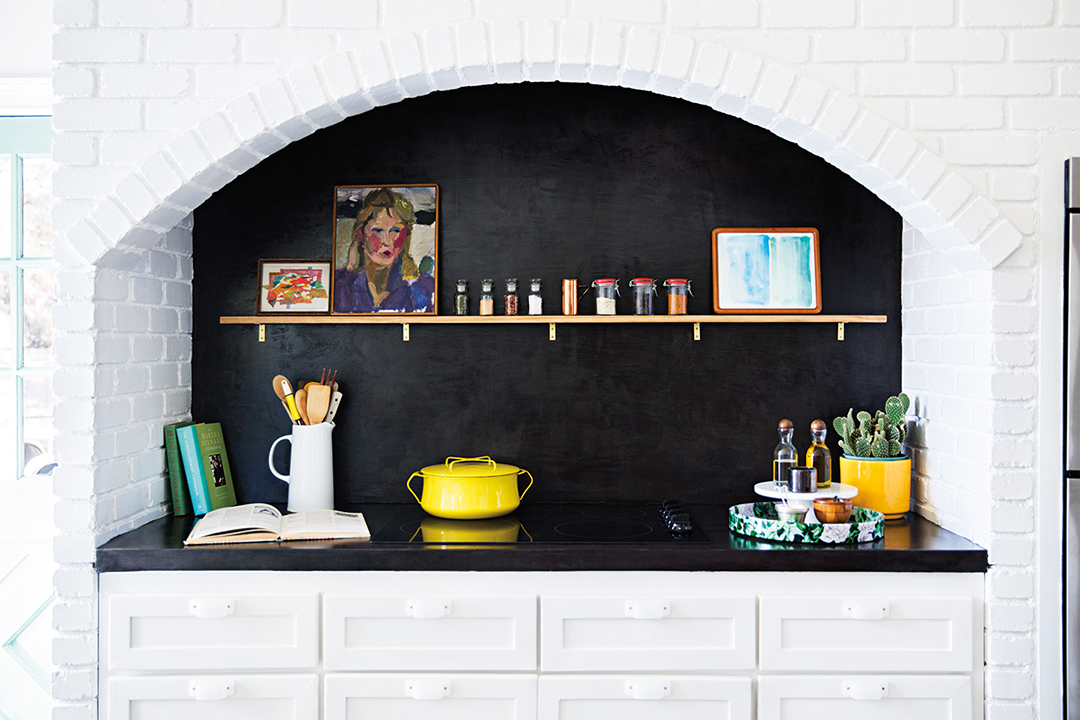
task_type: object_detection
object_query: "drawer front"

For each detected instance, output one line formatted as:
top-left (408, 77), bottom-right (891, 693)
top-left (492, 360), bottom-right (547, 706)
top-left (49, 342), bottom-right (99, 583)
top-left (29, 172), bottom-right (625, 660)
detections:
top-left (538, 675), bottom-right (752, 720)
top-left (324, 673), bottom-right (537, 719)
top-left (757, 674), bottom-right (972, 720)
top-left (541, 596), bottom-right (756, 671)
top-left (105, 593), bottom-right (319, 670)
top-left (759, 596), bottom-right (973, 671)
top-left (105, 674), bottom-right (318, 720)
top-left (323, 595), bottom-right (537, 671)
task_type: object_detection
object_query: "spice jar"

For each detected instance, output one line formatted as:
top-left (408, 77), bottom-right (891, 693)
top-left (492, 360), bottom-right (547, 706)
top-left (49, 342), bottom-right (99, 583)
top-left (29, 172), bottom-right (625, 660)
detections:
top-left (479, 278), bottom-right (494, 316)
top-left (527, 278), bottom-right (542, 315)
top-left (504, 278), bottom-right (519, 315)
top-left (663, 278), bottom-right (691, 315)
top-left (453, 279), bottom-right (468, 316)
top-left (630, 277), bottom-right (656, 315)
top-left (591, 278), bottom-right (619, 315)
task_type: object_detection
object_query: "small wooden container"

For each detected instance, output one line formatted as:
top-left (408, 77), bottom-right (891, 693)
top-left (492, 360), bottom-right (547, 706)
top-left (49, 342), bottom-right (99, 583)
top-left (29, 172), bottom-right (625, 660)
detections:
top-left (813, 496), bottom-right (853, 524)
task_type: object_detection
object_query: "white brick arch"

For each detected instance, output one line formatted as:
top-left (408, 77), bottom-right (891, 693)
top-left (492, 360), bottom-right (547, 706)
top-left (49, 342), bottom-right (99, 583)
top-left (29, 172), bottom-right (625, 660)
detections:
top-left (75, 20), bottom-right (1022, 271)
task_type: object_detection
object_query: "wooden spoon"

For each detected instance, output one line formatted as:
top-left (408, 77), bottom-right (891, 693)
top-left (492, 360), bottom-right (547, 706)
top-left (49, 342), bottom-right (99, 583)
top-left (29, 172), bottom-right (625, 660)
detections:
top-left (307, 383), bottom-right (332, 424)
top-left (272, 374), bottom-right (301, 424)
top-left (294, 387), bottom-right (310, 425)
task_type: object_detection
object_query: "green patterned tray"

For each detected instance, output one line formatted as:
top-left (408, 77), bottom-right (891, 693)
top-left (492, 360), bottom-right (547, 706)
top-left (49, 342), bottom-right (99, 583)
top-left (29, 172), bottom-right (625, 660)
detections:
top-left (729, 502), bottom-right (885, 544)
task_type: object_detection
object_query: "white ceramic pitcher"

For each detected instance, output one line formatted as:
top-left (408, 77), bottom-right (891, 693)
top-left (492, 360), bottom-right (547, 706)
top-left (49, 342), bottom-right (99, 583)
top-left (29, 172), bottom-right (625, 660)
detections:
top-left (268, 422), bottom-right (335, 512)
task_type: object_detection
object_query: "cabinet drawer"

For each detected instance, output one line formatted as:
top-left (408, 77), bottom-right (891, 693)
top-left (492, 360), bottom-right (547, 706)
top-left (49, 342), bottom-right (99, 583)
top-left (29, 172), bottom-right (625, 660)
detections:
top-left (105, 674), bottom-right (318, 720)
top-left (105, 593), bottom-right (319, 670)
top-left (757, 674), bottom-right (972, 720)
top-left (541, 596), bottom-right (756, 671)
top-left (323, 595), bottom-right (536, 670)
top-left (538, 675), bottom-right (751, 720)
top-left (759, 596), bottom-right (973, 671)
top-left (324, 674), bottom-right (537, 719)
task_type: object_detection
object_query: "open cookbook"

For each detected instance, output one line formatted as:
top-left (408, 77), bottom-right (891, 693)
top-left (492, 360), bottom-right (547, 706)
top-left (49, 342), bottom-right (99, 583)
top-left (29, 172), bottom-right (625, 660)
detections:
top-left (184, 503), bottom-right (370, 545)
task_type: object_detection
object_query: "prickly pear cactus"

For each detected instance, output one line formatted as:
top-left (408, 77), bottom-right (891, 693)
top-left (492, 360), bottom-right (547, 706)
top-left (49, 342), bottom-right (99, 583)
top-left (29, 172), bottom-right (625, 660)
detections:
top-left (832, 393), bottom-right (910, 458)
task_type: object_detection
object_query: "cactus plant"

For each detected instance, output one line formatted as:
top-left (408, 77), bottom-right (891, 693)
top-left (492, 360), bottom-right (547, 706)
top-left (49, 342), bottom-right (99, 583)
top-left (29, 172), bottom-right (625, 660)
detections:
top-left (833, 393), bottom-right (910, 458)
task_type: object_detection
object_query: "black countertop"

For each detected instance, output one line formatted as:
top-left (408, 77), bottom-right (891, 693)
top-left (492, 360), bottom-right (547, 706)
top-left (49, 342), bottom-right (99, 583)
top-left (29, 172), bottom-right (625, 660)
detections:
top-left (96, 504), bottom-right (988, 574)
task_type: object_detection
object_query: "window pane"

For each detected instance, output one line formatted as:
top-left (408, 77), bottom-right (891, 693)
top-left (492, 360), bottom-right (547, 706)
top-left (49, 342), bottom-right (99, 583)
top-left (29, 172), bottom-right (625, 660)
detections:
top-left (22, 157), bottom-right (56, 258)
top-left (0, 377), bottom-right (11, 481)
top-left (0, 269), bottom-right (9, 370)
top-left (23, 267), bottom-right (54, 368)
top-left (22, 375), bottom-right (54, 476)
top-left (0, 156), bottom-right (9, 255)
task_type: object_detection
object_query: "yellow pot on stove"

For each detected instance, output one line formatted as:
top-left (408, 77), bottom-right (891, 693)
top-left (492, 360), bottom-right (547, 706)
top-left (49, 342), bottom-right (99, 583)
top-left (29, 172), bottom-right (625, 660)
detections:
top-left (407, 456), bottom-right (534, 519)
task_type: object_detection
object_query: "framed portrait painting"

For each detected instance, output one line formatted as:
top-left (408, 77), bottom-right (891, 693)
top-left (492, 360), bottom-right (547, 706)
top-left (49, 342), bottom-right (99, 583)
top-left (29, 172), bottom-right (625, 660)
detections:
top-left (712, 227), bottom-right (822, 314)
top-left (257, 259), bottom-right (331, 314)
top-left (331, 185), bottom-right (439, 315)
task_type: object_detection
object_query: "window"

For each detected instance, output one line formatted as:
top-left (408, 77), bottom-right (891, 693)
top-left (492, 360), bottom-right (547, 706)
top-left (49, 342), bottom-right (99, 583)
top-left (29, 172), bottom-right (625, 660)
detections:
top-left (0, 117), bottom-right (55, 480)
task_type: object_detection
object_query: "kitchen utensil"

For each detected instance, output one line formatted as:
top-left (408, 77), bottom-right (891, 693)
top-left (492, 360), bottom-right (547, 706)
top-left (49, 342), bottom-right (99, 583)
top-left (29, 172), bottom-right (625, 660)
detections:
top-left (774, 503), bottom-right (807, 523)
top-left (269, 422), bottom-right (335, 512)
top-left (273, 375), bottom-right (301, 424)
top-left (813, 496), bottom-right (853, 524)
top-left (325, 390), bottom-right (343, 423)
top-left (407, 456), bottom-right (534, 519)
top-left (294, 387), bottom-right (310, 425)
top-left (307, 383), bottom-right (332, 424)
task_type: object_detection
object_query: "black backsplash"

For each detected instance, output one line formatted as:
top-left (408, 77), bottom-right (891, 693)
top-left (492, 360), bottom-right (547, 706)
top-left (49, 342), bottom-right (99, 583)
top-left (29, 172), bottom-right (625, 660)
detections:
top-left (192, 82), bottom-right (902, 507)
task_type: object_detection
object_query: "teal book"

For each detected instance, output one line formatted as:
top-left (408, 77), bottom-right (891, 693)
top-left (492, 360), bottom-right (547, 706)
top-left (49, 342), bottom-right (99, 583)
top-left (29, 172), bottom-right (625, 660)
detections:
top-left (164, 421), bottom-right (195, 516)
top-left (176, 422), bottom-right (238, 516)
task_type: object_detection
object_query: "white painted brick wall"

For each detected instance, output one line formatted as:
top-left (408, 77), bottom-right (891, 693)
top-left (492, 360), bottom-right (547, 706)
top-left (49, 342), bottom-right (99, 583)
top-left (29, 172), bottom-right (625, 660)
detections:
top-left (49, 2), bottom-right (1076, 718)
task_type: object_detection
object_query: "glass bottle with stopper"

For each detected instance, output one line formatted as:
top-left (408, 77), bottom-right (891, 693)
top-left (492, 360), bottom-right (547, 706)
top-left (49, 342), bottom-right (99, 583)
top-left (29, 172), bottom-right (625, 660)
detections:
top-left (453, 279), bottom-right (468, 316)
top-left (773, 418), bottom-right (798, 490)
top-left (806, 418), bottom-right (832, 488)
top-left (479, 278), bottom-right (494, 316)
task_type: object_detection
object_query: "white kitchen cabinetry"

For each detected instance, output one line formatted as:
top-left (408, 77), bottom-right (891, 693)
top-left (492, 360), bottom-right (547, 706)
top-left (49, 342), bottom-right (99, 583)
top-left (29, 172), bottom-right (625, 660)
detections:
top-left (99, 571), bottom-right (983, 720)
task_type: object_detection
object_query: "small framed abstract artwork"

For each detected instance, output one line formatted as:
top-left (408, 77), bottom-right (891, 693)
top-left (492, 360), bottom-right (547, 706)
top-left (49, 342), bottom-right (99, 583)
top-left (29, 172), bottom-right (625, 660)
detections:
top-left (331, 185), bottom-right (438, 315)
top-left (711, 227), bottom-right (822, 314)
top-left (257, 260), bottom-right (331, 314)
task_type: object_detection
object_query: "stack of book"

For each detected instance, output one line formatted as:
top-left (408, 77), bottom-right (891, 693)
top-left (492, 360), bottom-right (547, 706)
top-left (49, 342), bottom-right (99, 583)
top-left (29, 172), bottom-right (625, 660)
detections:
top-left (164, 421), bottom-right (238, 516)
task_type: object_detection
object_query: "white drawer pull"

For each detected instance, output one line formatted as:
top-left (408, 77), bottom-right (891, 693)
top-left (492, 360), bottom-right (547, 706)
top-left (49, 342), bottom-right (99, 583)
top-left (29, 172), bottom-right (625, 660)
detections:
top-left (189, 598), bottom-right (235, 618)
top-left (406, 598), bottom-right (451, 618)
top-left (843, 600), bottom-right (890, 620)
top-left (844, 679), bottom-right (888, 700)
top-left (408, 679), bottom-right (451, 699)
top-left (625, 599), bottom-right (670, 619)
top-left (625, 680), bottom-right (671, 699)
top-left (188, 679), bottom-right (235, 701)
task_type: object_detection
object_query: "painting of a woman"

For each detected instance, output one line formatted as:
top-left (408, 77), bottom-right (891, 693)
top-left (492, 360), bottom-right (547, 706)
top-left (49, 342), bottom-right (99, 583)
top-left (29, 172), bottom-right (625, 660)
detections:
top-left (332, 185), bottom-right (437, 314)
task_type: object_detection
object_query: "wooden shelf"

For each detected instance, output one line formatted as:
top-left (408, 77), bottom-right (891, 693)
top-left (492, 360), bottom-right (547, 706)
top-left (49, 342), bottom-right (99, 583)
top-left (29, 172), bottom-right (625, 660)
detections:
top-left (220, 314), bottom-right (887, 325)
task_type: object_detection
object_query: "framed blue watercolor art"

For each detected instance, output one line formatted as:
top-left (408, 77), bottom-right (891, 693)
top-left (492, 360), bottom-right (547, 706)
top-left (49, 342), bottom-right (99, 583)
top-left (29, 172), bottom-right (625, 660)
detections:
top-left (711, 227), bottom-right (822, 314)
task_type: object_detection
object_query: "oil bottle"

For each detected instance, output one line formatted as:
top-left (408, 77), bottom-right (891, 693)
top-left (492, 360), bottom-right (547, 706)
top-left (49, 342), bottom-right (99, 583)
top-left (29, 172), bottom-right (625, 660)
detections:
top-left (806, 418), bottom-right (832, 488)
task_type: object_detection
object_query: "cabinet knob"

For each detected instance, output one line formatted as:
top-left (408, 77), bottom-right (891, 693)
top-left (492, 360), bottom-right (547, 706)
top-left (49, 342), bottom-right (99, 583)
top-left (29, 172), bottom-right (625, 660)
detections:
top-left (189, 598), bottom-right (235, 618)
top-left (843, 679), bottom-right (888, 700)
top-left (843, 599), bottom-right (890, 620)
top-left (407, 679), bottom-right (451, 700)
top-left (624, 599), bottom-right (670, 619)
top-left (625, 680), bottom-right (671, 699)
top-left (188, 678), bottom-right (235, 701)
top-left (407, 598), bottom-right (451, 618)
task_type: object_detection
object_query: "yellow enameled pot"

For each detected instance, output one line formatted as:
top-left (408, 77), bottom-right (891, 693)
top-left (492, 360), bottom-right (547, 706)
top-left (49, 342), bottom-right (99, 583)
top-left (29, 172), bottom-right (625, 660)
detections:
top-left (838, 455), bottom-right (911, 520)
top-left (407, 456), bottom-right (534, 519)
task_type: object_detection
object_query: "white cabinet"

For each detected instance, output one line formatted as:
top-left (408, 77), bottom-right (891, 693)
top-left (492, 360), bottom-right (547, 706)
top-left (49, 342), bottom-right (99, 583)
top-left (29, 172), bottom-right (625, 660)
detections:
top-left (541, 596), bottom-right (756, 671)
top-left (538, 675), bottom-right (752, 720)
top-left (98, 571), bottom-right (982, 720)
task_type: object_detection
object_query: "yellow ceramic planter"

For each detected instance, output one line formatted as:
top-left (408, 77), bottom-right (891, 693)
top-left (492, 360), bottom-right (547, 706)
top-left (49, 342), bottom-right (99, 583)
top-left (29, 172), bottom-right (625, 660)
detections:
top-left (838, 455), bottom-right (911, 520)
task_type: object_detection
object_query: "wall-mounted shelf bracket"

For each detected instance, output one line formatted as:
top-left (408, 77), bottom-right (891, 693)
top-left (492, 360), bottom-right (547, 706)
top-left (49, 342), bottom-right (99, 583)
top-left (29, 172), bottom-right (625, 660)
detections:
top-left (549, 323), bottom-right (556, 341)
top-left (837, 322), bottom-right (845, 341)
top-left (402, 323), bottom-right (410, 341)
top-left (259, 324), bottom-right (265, 342)
top-left (693, 322), bottom-right (701, 341)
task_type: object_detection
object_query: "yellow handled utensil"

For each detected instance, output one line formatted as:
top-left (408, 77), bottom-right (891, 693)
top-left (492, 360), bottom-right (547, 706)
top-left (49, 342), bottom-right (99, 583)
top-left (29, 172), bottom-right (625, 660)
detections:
top-left (273, 374), bottom-right (302, 425)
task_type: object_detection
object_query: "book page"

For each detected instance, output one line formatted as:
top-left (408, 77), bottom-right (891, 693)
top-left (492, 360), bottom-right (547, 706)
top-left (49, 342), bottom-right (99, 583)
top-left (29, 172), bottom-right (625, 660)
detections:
top-left (186, 503), bottom-right (283, 541)
top-left (280, 510), bottom-right (370, 540)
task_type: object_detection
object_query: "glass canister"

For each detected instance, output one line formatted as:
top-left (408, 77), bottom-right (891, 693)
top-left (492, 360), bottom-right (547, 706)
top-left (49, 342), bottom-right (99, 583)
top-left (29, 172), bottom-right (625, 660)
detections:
top-left (527, 278), bottom-right (543, 315)
top-left (591, 278), bottom-right (619, 315)
top-left (504, 278), bottom-right (519, 315)
top-left (479, 278), bottom-right (494, 316)
top-left (453, 279), bottom-right (468, 316)
top-left (630, 277), bottom-right (656, 315)
top-left (663, 278), bottom-right (691, 315)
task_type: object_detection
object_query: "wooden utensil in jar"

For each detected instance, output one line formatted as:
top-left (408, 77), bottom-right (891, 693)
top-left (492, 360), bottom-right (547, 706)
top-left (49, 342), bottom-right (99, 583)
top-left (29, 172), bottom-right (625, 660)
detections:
top-left (294, 387), bottom-right (310, 425)
top-left (307, 383), bottom-right (332, 424)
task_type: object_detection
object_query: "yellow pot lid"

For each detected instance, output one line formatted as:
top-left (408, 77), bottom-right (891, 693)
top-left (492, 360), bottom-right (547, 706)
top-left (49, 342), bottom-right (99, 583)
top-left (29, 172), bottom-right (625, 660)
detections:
top-left (419, 456), bottom-right (522, 478)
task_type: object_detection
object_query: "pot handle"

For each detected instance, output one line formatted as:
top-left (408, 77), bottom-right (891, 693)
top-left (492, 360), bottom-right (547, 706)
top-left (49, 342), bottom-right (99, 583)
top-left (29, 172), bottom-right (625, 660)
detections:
top-left (446, 456), bottom-right (495, 470)
top-left (407, 472), bottom-right (423, 505)
top-left (517, 469), bottom-right (534, 501)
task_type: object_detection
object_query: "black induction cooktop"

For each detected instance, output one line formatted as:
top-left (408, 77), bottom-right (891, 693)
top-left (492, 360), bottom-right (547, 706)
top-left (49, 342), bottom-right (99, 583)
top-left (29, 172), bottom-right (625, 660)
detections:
top-left (371, 503), bottom-right (709, 544)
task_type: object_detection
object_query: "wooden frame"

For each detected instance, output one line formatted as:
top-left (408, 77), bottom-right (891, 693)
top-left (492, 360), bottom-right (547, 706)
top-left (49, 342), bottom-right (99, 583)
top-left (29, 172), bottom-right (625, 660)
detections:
top-left (711, 227), bottom-right (822, 314)
top-left (331, 185), bottom-right (439, 315)
top-left (257, 259), bottom-right (331, 315)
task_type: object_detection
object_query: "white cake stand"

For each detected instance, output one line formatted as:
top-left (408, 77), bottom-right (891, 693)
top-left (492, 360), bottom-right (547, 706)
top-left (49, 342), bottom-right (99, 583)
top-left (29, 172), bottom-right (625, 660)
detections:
top-left (753, 482), bottom-right (859, 524)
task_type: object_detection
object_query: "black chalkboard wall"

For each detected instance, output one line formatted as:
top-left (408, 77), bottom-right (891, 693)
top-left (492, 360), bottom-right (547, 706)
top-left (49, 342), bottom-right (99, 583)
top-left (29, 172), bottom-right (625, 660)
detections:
top-left (192, 82), bottom-right (902, 507)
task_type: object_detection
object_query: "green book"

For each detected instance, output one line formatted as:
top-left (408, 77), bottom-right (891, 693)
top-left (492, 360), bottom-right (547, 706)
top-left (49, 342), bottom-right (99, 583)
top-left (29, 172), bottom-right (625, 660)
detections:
top-left (164, 421), bottom-right (195, 516)
top-left (176, 422), bottom-right (238, 516)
